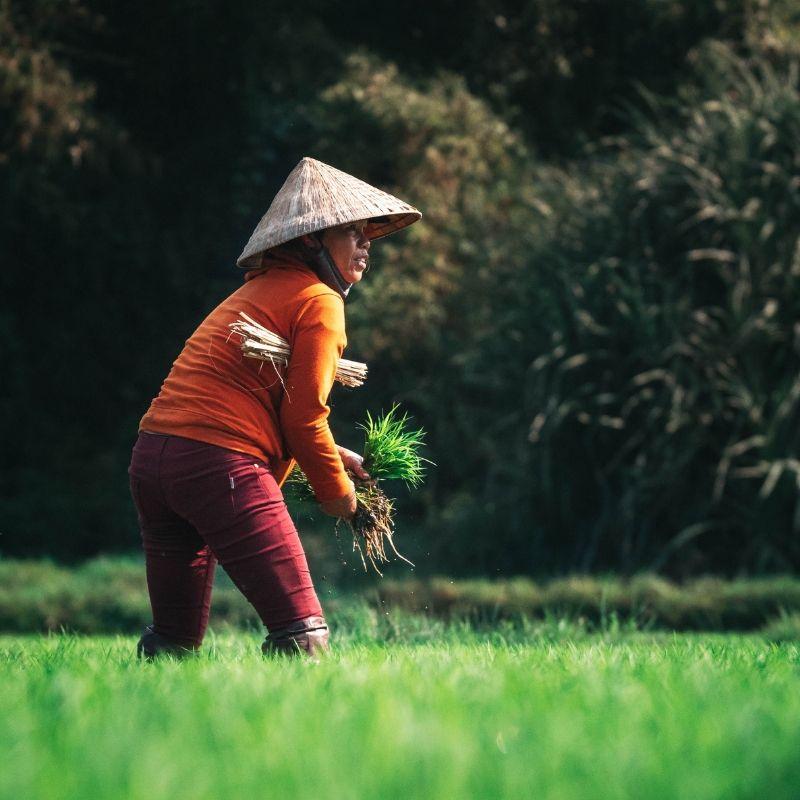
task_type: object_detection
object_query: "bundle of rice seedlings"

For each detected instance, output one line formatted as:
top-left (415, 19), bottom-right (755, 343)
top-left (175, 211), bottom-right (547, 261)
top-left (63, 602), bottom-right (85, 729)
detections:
top-left (228, 311), bottom-right (368, 387)
top-left (286, 405), bottom-right (431, 575)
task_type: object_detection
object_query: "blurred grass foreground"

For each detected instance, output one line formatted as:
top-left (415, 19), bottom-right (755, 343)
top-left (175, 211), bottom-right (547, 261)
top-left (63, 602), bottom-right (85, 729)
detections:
top-left (2, 557), bottom-right (800, 639)
top-left (1, 633), bottom-right (799, 800)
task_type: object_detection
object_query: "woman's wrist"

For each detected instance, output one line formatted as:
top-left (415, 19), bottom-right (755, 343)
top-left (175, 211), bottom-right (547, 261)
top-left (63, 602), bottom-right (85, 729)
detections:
top-left (320, 488), bottom-right (357, 520)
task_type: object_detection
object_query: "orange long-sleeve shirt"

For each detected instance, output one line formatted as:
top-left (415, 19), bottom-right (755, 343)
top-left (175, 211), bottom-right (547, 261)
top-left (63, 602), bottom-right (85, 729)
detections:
top-left (139, 254), bottom-right (354, 504)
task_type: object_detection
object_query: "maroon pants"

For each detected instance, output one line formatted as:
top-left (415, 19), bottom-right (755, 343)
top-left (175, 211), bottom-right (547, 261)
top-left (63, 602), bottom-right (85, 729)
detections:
top-left (128, 431), bottom-right (322, 648)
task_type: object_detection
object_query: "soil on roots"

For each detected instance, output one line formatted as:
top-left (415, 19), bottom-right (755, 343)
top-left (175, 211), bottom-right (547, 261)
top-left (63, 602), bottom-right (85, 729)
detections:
top-left (341, 482), bottom-right (413, 576)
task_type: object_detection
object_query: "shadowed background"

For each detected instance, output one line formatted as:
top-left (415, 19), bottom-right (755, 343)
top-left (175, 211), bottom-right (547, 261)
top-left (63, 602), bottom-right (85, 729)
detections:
top-left (2, 0), bottom-right (800, 578)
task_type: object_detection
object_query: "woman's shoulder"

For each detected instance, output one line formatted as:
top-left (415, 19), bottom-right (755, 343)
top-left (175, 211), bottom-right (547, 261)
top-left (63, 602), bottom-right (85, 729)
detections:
top-left (235, 264), bottom-right (343, 328)
top-left (245, 261), bottom-right (339, 301)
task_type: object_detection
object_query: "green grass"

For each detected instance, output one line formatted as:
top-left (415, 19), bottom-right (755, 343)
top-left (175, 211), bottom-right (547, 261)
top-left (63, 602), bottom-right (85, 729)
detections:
top-left (286, 404), bottom-right (429, 503)
top-left (4, 556), bottom-right (800, 635)
top-left (1, 629), bottom-right (798, 799)
top-left (359, 404), bottom-right (430, 487)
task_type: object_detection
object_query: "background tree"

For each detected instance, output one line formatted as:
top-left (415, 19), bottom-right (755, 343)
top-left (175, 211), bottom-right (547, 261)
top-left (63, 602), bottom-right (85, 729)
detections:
top-left (2, 0), bottom-right (799, 577)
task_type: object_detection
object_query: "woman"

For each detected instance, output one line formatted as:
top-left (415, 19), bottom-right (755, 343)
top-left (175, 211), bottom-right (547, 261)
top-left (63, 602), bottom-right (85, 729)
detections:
top-left (129, 157), bottom-right (421, 658)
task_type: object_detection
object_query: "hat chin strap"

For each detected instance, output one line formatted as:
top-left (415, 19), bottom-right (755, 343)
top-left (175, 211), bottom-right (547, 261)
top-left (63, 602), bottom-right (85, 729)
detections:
top-left (309, 245), bottom-right (353, 299)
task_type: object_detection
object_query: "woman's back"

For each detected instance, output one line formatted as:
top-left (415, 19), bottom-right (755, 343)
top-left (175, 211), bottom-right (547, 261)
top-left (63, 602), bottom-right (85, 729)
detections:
top-left (140, 256), bottom-right (346, 483)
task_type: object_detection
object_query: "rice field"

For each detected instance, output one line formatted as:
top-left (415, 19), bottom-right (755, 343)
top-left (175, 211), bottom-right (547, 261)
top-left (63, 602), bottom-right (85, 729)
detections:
top-left (2, 625), bottom-right (798, 799)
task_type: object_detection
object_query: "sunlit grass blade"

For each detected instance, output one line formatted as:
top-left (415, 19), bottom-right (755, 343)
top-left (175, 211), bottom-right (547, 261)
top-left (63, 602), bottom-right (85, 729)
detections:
top-left (360, 404), bottom-right (432, 488)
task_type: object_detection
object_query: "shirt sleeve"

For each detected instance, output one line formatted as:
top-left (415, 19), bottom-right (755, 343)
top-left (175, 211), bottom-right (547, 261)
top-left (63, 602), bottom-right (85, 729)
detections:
top-left (280, 292), bottom-right (354, 504)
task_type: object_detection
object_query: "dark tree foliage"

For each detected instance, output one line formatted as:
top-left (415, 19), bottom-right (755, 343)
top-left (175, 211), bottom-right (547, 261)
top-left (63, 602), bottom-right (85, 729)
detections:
top-left (317, 0), bottom-right (745, 156)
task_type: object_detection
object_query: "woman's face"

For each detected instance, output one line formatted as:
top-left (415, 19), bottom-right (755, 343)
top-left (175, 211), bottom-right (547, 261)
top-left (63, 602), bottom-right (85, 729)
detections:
top-left (320, 220), bottom-right (371, 284)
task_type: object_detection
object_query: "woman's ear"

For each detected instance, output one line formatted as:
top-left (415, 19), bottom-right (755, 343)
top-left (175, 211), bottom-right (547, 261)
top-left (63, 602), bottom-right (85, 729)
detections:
top-left (300, 232), bottom-right (323, 251)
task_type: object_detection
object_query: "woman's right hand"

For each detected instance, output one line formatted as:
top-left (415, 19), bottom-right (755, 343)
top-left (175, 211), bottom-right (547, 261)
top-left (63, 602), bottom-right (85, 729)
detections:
top-left (320, 491), bottom-right (357, 520)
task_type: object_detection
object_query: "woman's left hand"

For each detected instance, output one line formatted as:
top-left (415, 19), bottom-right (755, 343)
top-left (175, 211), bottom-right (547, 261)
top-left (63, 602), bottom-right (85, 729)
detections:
top-left (337, 445), bottom-right (371, 482)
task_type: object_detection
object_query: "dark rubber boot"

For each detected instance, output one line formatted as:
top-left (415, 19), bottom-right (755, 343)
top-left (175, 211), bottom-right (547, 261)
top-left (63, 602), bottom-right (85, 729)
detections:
top-left (136, 625), bottom-right (197, 661)
top-left (262, 615), bottom-right (329, 659)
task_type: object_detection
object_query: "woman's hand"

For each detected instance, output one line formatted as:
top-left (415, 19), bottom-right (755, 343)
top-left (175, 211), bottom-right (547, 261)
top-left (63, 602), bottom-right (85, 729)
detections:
top-left (321, 446), bottom-right (368, 519)
top-left (337, 445), bottom-right (371, 482)
top-left (321, 490), bottom-right (357, 520)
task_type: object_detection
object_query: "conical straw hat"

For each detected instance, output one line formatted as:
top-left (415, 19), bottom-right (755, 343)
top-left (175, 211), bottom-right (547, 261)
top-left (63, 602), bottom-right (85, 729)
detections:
top-left (236, 157), bottom-right (422, 269)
